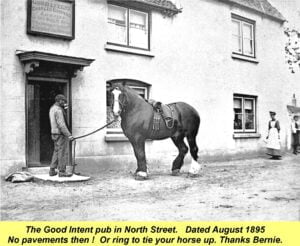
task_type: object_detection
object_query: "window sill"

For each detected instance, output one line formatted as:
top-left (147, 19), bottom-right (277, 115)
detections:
top-left (105, 132), bottom-right (153, 142)
top-left (233, 133), bottom-right (261, 139)
top-left (105, 44), bottom-right (155, 57)
top-left (231, 53), bottom-right (259, 64)
top-left (105, 134), bottom-right (129, 142)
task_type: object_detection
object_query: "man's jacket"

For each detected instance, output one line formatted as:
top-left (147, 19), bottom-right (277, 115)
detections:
top-left (49, 104), bottom-right (71, 137)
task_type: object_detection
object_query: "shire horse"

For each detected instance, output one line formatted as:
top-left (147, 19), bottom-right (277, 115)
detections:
top-left (111, 84), bottom-right (201, 180)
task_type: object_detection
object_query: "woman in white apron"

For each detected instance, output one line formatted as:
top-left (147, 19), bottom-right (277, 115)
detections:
top-left (266, 111), bottom-right (281, 159)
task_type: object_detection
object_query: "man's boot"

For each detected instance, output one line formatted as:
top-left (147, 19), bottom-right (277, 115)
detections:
top-left (58, 171), bottom-right (73, 177)
top-left (49, 168), bottom-right (57, 176)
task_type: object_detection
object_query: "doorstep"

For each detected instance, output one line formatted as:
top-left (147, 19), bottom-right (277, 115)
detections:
top-left (25, 167), bottom-right (90, 182)
top-left (34, 173), bottom-right (90, 182)
top-left (24, 167), bottom-right (49, 174)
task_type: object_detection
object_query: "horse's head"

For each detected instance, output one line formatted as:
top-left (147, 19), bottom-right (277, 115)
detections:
top-left (111, 84), bottom-right (127, 117)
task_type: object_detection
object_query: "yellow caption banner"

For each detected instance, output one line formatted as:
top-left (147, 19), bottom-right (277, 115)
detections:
top-left (0, 222), bottom-right (299, 246)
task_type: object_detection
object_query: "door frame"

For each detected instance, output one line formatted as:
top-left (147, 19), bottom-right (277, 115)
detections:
top-left (25, 76), bottom-right (72, 167)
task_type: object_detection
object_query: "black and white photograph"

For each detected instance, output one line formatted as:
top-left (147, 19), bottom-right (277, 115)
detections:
top-left (0, 0), bottom-right (300, 222)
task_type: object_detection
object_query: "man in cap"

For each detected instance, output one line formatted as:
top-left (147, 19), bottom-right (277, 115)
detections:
top-left (291, 115), bottom-right (299, 155)
top-left (49, 94), bottom-right (74, 177)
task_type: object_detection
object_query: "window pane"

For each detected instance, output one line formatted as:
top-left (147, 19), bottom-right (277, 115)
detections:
top-left (245, 113), bottom-right (254, 129)
top-left (232, 20), bottom-right (240, 36)
top-left (234, 113), bottom-right (243, 129)
top-left (108, 5), bottom-right (127, 45)
top-left (245, 99), bottom-right (254, 130)
top-left (244, 99), bottom-right (253, 110)
top-left (243, 23), bottom-right (254, 55)
top-left (131, 87), bottom-right (146, 98)
top-left (243, 23), bottom-right (253, 39)
top-left (129, 10), bottom-right (148, 49)
top-left (234, 98), bottom-right (243, 130)
top-left (232, 36), bottom-right (242, 53)
top-left (232, 20), bottom-right (242, 53)
top-left (243, 39), bottom-right (253, 55)
top-left (234, 98), bottom-right (242, 109)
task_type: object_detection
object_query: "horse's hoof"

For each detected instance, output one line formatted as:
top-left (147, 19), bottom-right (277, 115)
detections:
top-left (135, 171), bottom-right (148, 181)
top-left (187, 173), bottom-right (200, 178)
top-left (135, 176), bottom-right (148, 181)
top-left (171, 169), bottom-right (181, 176)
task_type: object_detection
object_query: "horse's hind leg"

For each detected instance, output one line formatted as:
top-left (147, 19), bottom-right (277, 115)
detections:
top-left (187, 135), bottom-right (199, 161)
top-left (171, 134), bottom-right (188, 175)
top-left (187, 134), bottom-right (202, 175)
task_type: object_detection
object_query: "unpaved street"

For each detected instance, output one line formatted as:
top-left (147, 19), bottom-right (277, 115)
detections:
top-left (1, 155), bottom-right (300, 221)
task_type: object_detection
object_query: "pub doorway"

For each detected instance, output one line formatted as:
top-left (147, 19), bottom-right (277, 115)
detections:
top-left (26, 79), bottom-right (71, 167)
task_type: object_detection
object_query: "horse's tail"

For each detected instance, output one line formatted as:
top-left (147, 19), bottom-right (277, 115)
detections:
top-left (175, 102), bottom-right (200, 161)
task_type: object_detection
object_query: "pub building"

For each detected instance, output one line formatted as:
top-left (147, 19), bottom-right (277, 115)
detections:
top-left (1, 0), bottom-right (300, 175)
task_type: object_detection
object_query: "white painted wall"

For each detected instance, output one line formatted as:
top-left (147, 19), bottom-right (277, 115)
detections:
top-left (1, 0), bottom-right (299, 174)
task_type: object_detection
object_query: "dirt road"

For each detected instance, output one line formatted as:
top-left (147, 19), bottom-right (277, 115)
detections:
top-left (1, 155), bottom-right (300, 221)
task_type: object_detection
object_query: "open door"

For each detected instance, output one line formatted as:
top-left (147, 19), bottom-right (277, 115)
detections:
top-left (27, 79), bottom-right (70, 167)
top-left (17, 51), bottom-right (94, 168)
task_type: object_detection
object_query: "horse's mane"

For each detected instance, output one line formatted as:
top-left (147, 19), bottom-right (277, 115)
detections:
top-left (119, 85), bottom-right (147, 109)
top-left (121, 85), bottom-right (143, 100)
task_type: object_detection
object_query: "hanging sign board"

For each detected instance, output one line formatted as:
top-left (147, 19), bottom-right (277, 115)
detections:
top-left (27, 0), bottom-right (75, 40)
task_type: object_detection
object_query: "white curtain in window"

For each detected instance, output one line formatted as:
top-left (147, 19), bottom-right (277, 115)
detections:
top-left (234, 98), bottom-right (242, 109)
top-left (108, 5), bottom-right (127, 45)
top-left (244, 99), bottom-right (253, 110)
top-left (129, 10), bottom-right (148, 49)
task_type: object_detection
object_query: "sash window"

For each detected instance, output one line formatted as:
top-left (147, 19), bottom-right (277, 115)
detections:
top-left (108, 4), bottom-right (149, 50)
top-left (232, 15), bottom-right (255, 57)
top-left (234, 95), bottom-right (257, 132)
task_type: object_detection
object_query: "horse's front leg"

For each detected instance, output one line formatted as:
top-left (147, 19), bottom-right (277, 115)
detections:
top-left (130, 137), bottom-right (148, 180)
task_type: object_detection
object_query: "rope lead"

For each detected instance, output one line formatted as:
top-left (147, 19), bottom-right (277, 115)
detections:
top-left (71, 119), bottom-right (117, 174)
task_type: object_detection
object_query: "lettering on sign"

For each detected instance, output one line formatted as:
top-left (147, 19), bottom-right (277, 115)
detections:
top-left (27, 0), bottom-right (75, 39)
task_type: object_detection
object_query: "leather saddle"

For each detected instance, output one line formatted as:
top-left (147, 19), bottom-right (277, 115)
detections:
top-left (148, 99), bottom-right (175, 129)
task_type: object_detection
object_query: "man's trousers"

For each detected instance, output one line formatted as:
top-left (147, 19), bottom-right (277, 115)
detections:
top-left (292, 132), bottom-right (299, 153)
top-left (50, 134), bottom-right (68, 172)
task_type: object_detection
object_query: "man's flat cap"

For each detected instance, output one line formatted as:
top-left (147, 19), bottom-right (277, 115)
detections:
top-left (55, 94), bottom-right (67, 102)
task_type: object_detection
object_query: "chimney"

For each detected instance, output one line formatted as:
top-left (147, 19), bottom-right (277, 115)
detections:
top-left (292, 94), bottom-right (297, 107)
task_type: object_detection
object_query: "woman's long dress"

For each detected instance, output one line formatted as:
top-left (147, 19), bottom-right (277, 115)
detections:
top-left (266, 120), bottom-right (281, 157)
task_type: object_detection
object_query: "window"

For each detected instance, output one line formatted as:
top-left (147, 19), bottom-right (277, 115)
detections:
top-left (232, 14), bottom-right (255, 57)
top-left (106, 80), bottom-right (150, 139)
top-left (108, 4), bottom-right (149, 50)
top-left (234, 95), bottom-right (257, 132)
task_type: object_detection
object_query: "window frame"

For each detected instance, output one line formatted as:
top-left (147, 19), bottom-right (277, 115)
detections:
top-left (107, 4), bottom-right (151, 51)
top-left (231, 14), bottom-right (256, 58)
top-left (233, 94), bottom-right (257, 133)
top-left (129, 85), bottom-right (149, 99)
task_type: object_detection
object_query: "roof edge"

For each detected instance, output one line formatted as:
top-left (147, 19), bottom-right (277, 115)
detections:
top-left (219, 0), bottom-right (286, 23)
top-left (108, 0), bottom-right (182, 16)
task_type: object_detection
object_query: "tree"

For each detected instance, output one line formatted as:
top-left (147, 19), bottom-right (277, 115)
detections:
top-left (285, 27), bottom-right (300, 73)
